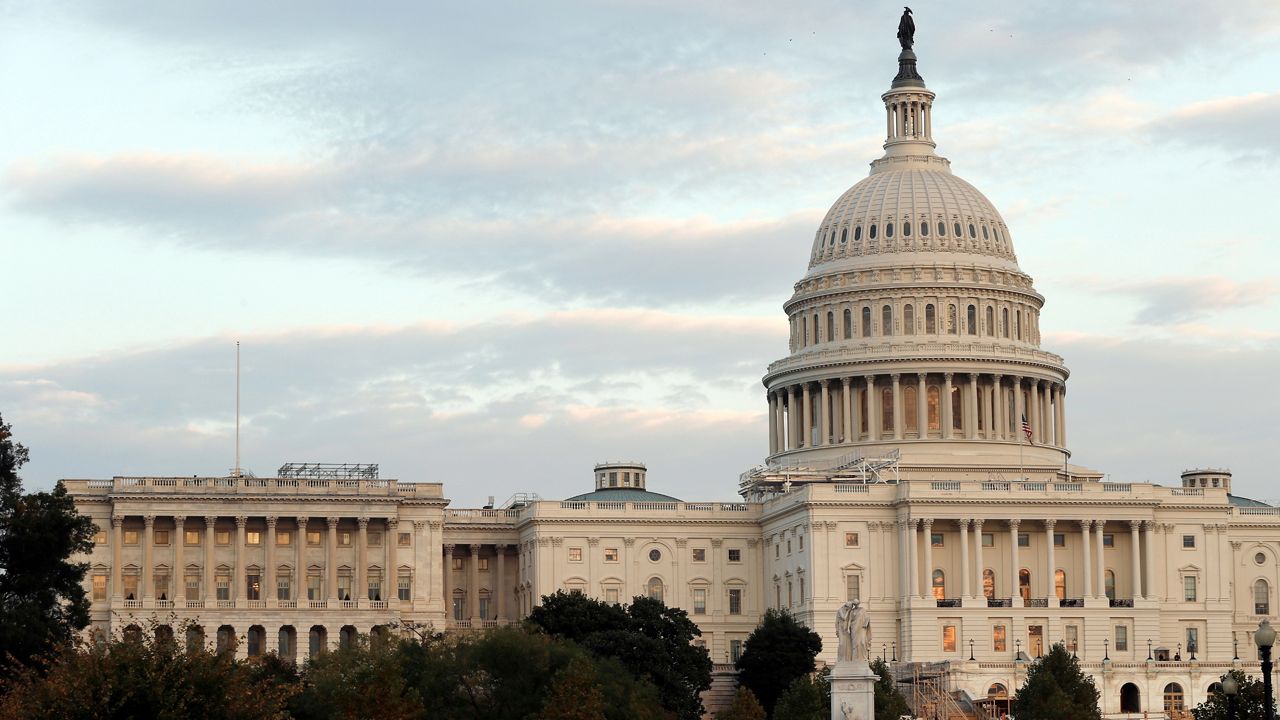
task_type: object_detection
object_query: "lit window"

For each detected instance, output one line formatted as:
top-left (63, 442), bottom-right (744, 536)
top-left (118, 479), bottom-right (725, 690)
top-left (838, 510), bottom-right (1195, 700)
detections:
top-left (1105, 569), bottom-right (1116, 600)
top-left (307, 531), bottom-right (321, 546)
top-left (569, 547), bottom-right (582, 562)
top-left (92, 574), bottom-right (107, 600)
top-left (728, 548), bottom-right (742, 563)
top-left (339, 531), bottom-right (352, 547)
top-left (277, 531), bottom-right (292, 546)
top-left (692, 548), bottom-right (706, 562)
top-left (185, 576), bottom-right (201, 601)
top-left (931, 533), bottom-right (944, 548)
top-left (154, 530), bottom-right (170, 546)
top-left (693, 588), bottom-right (707, 614)
top-left (246, 531), bottom-right (261, 546)
top-left (185, 530), bottom-right (201, 545)
top-left (277, 575), bottom-right (291, 601)
top-left (729, 589), bottom-right (743, 615)
top-left (1055, 569), bottom-right (1066, 600)
top-left (216, 530), bottom-right (231, 545)
top-left (932, 570), bottom-right (946, 600)
top-left (647, 577), bottom-right (664, 602)
top-left (215, 575), bottom-right (230, 601)
top-left (983, 569), bottom-right (995, 599)
top-left (124, 530), bottom-right (139, 545)
top-left (93, 529), bottom-right (107, 545)
top-left (942, 625), bottom-right (957, 652)
top-left (845, 532), bottom-right (859, 547)
top-left (246, 573), bottom-right (261, 600)
top-left (605, 588), bottom-right (619, 604)
top-left (1019, 569), bottom-right (1031, 601)
top-left (992, 624), bottom-right (1006, 652)
top-left (604, 548), bottom-right (619, 562)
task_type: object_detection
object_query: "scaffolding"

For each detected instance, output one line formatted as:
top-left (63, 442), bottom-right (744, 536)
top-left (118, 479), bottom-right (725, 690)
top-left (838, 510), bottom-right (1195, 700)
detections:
top-left (738, 449), bottom-right (901, 499)
top-left (895, 662), bottom-right (975, 720)
top-left (276, 463), bottom-right (379, 480)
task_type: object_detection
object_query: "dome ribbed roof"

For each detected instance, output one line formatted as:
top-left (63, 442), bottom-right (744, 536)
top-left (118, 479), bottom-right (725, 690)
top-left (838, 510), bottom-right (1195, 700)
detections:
top-left (807, 168), bottom-right (1020, 275)
top-left (565, 487), bottom-right (682, 503)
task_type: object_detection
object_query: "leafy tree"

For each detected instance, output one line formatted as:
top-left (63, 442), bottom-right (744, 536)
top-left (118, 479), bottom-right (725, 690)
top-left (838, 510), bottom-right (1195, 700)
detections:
top-left (717, 687), bottom-right (767, 720)
top-left (0, 414), bottom-right (97, 674)
top-left (539, 655), bottom-right (607, 720)
top-left (291, 634), bottom-right (421, 720)
top-left (773, 673), bottom-right (826, 720)
top-left (735, 609), bottom-right (823, 715)
top-left (528, 591), bottom-right (712, 720)
top-left (870, 658), bottom-right (911, 720)
top-left (1193, 670), bottom-right (1269, 720)
top-left (1010, 642), bottom-right (1101, 720)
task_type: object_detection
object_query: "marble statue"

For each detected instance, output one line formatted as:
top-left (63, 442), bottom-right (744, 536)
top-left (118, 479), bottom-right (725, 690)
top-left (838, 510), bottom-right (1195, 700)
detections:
top-left (836, 599), bottom-right (872, 663)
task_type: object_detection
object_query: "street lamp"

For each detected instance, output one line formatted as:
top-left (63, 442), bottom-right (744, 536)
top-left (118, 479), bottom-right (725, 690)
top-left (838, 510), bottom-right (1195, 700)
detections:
top-left (1103, 638), bottom-right (1110, 661)
top-left (891, 641), bottom-right (897, 662)
top-left (1235, 636), bottom-right (1241, 661)
top-left (1015, 639), bottom-right (1022, 662)
top-left (1222, 674), bottom-right (1239, 720)
top-left (969, 638), bottom-right (975, 661)
top-left (1147, 638), bottom-right (1153, 661)
top-left (882, 643), bottom-right (887, 662)
top-left (1256, 619), bottom-right (1276, 720)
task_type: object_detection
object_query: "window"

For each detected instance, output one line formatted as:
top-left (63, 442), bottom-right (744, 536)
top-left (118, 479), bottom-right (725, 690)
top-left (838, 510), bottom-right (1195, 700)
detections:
top-left (92, 574), bottom-right (107, 600)
top-left (1256, 579), bottom-right (1271, 615)
top-left (277, 575), bottom-right (291, 601)
top-left (904, 304), bottom-right (914, 334)
top-left (648, 549), bottom-right (662, 562)
top-left (1055, 570), bottom-right (1066, 600)
top-left (882, 305), bottom-right (893, 336)
top-left (307, 575), bottom-right (323, 601)
top-left (692, 548), bottom-right (706, 562)
top-left (1115, 625), bottom-right (1128, 652)
top-left (1018, 533), bottom-right (1029, 547)
top-left (1018, 569), bottom-right (1031, 601)
top-left (854, 226), bottom-right (862, 241)
top-left (451, 595), bottom-right (464, 621)
top-left (277, 531), bottom-right (292, 546)
top-left (938, 221), bottom-right (946, 236)
top-left (1105, 569), bottom-right (1116, 600)
top-left (966, 305), bottom-right (977, 335)
top-left (1065, 624), bottom-right (1079, 652)
top-left (154, 530), bottom-right (170, 546)
top-left (947, 304), bottom-right (958, 334)
top-left (729, 589), bottom-right (743, 615)
top-left (927, 385), bottom-right (940, 431)
top-left (730, 639), bottom-right (744, 663)
top-left (1257, 552), bottom-right (1268, 565)
top-left (452, 557), bottom-right (464, 572)
top-left (861, 307), bottom-right (871, 337)
top-left (604, 548), bottom-right (619, 562)
top-left (925, 304), bottom-right (936, 333)
top-left (339, 531), bottom-right (352, 547)
top-left (1103, 534), bottom-right (1114, 548)
top-left (246, 573), bottom-right (261, 601)
top-left (368, 532), bottom-right (382, 547)
top-left (985, 306), bottom-right (994, 335)
top-left (185, 529), bottom-right (200, 545)
top-left (307, 530), bottom-right (322, 546)
top-left (93, 529), bottom-right (107, 545)
top-left (605, 588), bottom-right (619, 604)
top-left (478, 594), bottom-right (491, 618)
top-left (1054, 533), bottom-right (1065, 547)
top-left (568, 547), bottom-right (583, 562)
top-left (216, 575), bottom-right (230, 601)
top-left (185, 575), bottom-right (200, 601)
top-left (843, 309), bottom-right (852, 338)
top-left (921, 221), bottom-right (929, 236)
top-left (903, 221), bottom-right (911, 236)
top-left (993, 624), bottom-right (1006, 652)
top-left (882, 388), bottom-right (894, 433)
top-left (478, 557), bottom-right (490, 571)
top-left (942, 625), bottom-right (957, 652)
top-left (398, 532), bottom-right (411, 547)
top-left (885, 222), bottom-right (894, 238)
top-left (847, 575), bottom-right (861, 601)
top-left (798, 535), bottom-right (804, 550)
top-left (869, 224), bottom-right (878, 240)
top-left (647, 577), bottom-right (664, 602)
top-left (1002, 308), bottom-right (1010, 338)
top-left (844, 532), bottom-right (859, 548)
top-left (1186, 627), bottom-right (1199, 656)
top-left (1183, 575), bottom-right (1197, 602)
top-left (122, 574), bottom-right (139, 600)
top-left (932, 570), bottom-right (946, 601)
top-left (982, 533), bottom-right (994, 547)
top-left (799, 578), bottom-right (805, 603)
top-left (1182, 535), bottom-right (1196, 549)
top-left (827, 312), bottom-right (834, 342)
top-left (968, 223), bottom-right (976, 238)
top-left (246, 531), bottom-right (261, 546)
top-left (982, 225), bottom-right (990, 240)
top-left (692, 588), bottom-right (707, 614)
top-left (983, 569), bottom-right (995, 599)
top-left (124, 530), bottom-right (139, 545)
top-left (775, 544), bottom-right (780, 558)
top-left (728, 548), bottom-right (742, 563)
top-left (787, 540), bottom-right (792, 554)
top-left (398, 576), bottom-right (411, 601)
top-left (338, 576), bottom-right (353, 602)
top-left (931, 533), bottom-right (944, 547)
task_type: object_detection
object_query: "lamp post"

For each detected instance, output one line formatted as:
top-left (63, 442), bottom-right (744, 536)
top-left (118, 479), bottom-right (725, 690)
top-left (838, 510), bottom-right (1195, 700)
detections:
top-left (969, 638), bottom-right (975, 661)
top-left (891, 641), bottom-right (897, 662)
top-left (1257, 619), bottom-right (1276, 720)
top-left (882, 643), bottom-right (887, 662)
top-left (1015, 639), bottom-right (1022, 662)
top-left (1235, 636), bottom-right (1240, 661)
top-left (1223, 674), bottom-right (1239, 720)
top-left (1104, 638), bottom-right (1110, 661)
top-left (1147, 638), bottom-right (1153, 661)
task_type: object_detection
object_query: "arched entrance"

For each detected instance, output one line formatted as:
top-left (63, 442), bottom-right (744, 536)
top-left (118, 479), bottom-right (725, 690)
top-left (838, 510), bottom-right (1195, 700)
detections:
top-left (978, 682), bottom-right (1010, 720)
top-left (308, 626), bottom-right (327, 659)
top-left (1120, 682), bottom-right (1141, 713)
top-left (339, 625), bottom-right (357, 649)
top-left (216, 625), bottom-right (236, 655)
top-left (278, 626), bottom-right (297, 662)
top-left (246, 625), bottom-right (265, 656)
top-left (1164, 683), bottom-right (1185, 714)
top-left (185, 624), bottom-right (205, 652)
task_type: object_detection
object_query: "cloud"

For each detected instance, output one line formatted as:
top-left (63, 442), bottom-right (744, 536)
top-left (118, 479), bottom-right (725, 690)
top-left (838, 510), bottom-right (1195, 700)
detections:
top-left (1091, 276), bottom-right (1280, 325)
top-left (1149, 91), bottom-right (1280, 161)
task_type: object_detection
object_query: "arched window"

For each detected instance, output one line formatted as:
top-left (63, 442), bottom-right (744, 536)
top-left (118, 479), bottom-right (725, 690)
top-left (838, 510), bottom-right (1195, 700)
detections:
top-left (1164, 683), bottom-right (1185, 713)
top-left (904, 385), bottom-right (918, 433)
top-left (861, 307), bottom-right (872, 338)
top-left (903, 221), bottom-right (912, 236)
top-left (647, 577), bottom-right (664, 603)
top-left (1104, 569), bottom-right (1116, 600)
top-left (801, 317), bottom-right (808, 346)
top-left (1018, 569), bottom-right (1031, 602)
top-left (1016, 310), bottom-right (1022, 340)
top-left (813, 314), bottom-right (820, 342)
top-left (983, 569), bottom-right (995, 599)
top-left (882, 305), bottom-right (893, 336)
top-left (932, 569), bottom-right (946, 601)
top-left (921, 221), bottom-right (929, 236)
top-left (869, 224), bottom-right (878, 240)
top-left (904, 304), bottom-right (915, 335)
top-left (1055, 569), bottom-right (1066, 600)
top-left (954, 222), bottom-right (962, 237)
top-left (938, 221), bottom-right (946, 236)
top-left (982, 225), bottom-right (990, 240)
top-left (854, 225), bottom-right (862, 242)
top-left (947, 305), bottom-right (958, 334)
top-left (987, 684), bottom-right (1008, 699)
top-left (967, 305), bottom-right (977, 335)
top-left (927, 385), bottom-right (941, 432)
top-left (886, 222), bottom-right (894, 238)
top-left (843, 309), bottom-right (852, 339)
top-left (840, 227), bottom-right (847, 244)
top-left (881, 388), bottom-right (894, 432)
top-left (925, 304), bottom-right (936, 333)
top-left (985, 306), bottom-right (994, 335)
top-left (1002, 308), bottom-right (1010, 338)
top-left (968, 223), bottom-right (976, 238)
top-left (827, 312), bottom-right (835, 342)
top-left (1256, 579), bottom-right (1271, 615)
top-left (1120, 683), bottom-right (1142, 713)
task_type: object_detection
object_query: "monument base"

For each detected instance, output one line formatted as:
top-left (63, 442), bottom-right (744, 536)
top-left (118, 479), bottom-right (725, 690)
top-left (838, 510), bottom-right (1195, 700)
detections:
top-left (830, 660), bottom-right (878, 720)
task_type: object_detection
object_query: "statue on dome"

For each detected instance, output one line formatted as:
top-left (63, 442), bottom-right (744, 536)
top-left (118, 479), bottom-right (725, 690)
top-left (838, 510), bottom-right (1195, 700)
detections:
top-left (897, 7), bottom-right (915, 50)
top-left (836, 599), bottom-right (871, 663)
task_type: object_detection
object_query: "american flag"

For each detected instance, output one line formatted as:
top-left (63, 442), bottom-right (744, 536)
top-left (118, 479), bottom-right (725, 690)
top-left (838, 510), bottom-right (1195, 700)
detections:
top-left (1021, 414), bottom-right (1033, 442)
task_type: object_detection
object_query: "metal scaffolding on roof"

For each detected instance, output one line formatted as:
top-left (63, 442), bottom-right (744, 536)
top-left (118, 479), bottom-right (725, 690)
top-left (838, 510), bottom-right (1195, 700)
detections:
top-left (276, 463), bottom-right (379, 480)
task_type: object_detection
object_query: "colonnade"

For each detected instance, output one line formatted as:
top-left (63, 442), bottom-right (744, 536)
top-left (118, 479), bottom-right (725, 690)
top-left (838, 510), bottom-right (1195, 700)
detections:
top-left (886, 93), bottom-right (932, 141)
top-left (767, 372), bottom-right (1066, 454)
top-left (441, 543), bottom-right (513, 624)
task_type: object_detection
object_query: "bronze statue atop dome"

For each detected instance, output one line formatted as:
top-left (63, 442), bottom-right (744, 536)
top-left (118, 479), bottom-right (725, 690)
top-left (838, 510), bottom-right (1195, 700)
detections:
top-left (897, 7), bottom-right (915, 50)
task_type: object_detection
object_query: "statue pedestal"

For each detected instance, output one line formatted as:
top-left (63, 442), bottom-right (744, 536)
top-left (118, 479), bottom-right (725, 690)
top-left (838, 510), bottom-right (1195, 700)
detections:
top-left (830, 660), bottom-right (878, 720)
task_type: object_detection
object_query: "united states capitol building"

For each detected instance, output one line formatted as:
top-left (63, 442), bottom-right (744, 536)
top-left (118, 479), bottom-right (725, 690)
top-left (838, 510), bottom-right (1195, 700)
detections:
top-left (68, 26), bottom-right (1279, 720)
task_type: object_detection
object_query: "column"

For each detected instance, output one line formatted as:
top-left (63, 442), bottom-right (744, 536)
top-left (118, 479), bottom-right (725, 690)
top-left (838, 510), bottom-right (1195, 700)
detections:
top-left (1080, 520), bottom-right (1093, 598)
top-left (295, 517), bottom-right (307, 602)
top-left (469, 545), bottom-right (481, 621)
top-left (959, 519), bottom-right (971, 599)
top-left (173, 516), bottom-right (185, 604)
top-left (851, 379), bottom-right (862, 441)
top-left (387, 519), bottom-right (399, 606)
top-left (265, 516), bottom-right (277, 606)
top-left (495, 544), bottom-right (507, 620)
top-left (204, 516), bottom-right (216, 604)
top-left (907, 519), bottom-right (919, 598)
top-left (1058, 386), bottom-right (1068, 447)
top-left (1009, 519), bottom-right (1021, 606)
top-left (768, 392), bottom-right (779, 454)
top-left (985, 382), bottom-right (996, 440)
top-left (327, 517), bottom-right (339, 603)
top-left (776, 393), bottom-right (787, 451)
top-left (235, 516), bottom-right (247, 603)
top-left (992, 375), bottom-right (1005, 440)
top-left (921, 519), bottom-right (934, 599)
top-left (916, 373), bottom-right (928, 439)
top-left (842, 378), bottom-right (854, 443)
top-left (1028, 380), bottom-right (1041, 444)
top-left (897, 520), bottom-right (909, 599)
top-left (1042, 381), bottom-right (1053, 444)
top-left (111, 516), bottom-right (123, 600)
top-left (942, 373), bottom-right (954, 439)
top-left (801, 384), bottom-right (812, 447)
top-left (1044, 520), bottom-right (1056, 601)
top-left (142, 515), bottom-right (155, 603)
top-left (966, 373), bottom-right (979, 439)
top-left (1013, 378), bottom-right (1025, 442)
top-left (865, 375), bottom-right (878, 439)
top-left (1094, 521), bottom-right (1106, 599)
top-left (891, 374), bottom-right (903, 440)
top-left (443, 544), bottom-right (455, 618)
top-left (819, 380), bottom-right (830, 446)
top-left (356, 517), bottom-right (369, 603)
top-left (1142, 521), bottom-right (1154, 602)
top-left (1129, 520), bottom-right (1142, 600)
top-left (973, 520), bottom-right (985, 601)
top-left (787, 386), bottom-right (799, 450)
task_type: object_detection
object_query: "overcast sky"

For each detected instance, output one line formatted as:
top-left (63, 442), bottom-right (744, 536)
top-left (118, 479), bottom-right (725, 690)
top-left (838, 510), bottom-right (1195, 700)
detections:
top-left (3, 1), bottom-right (1279, 506)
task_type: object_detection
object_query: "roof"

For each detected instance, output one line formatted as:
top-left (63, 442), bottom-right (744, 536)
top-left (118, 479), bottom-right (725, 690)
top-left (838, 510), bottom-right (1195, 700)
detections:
top-left (1229, 494), bottom-right (1274, 508)
top-left (565, 487), bottom-right (682, 503)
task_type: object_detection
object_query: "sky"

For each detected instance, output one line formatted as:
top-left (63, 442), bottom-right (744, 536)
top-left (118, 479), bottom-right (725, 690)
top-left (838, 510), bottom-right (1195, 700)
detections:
top-left (2, 1), bottom-right (1279, 506)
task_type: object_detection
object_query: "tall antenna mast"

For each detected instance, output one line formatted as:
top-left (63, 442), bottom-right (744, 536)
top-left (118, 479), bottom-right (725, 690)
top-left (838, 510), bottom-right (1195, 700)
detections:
top-left (234, 341), bottom-right (241, 478)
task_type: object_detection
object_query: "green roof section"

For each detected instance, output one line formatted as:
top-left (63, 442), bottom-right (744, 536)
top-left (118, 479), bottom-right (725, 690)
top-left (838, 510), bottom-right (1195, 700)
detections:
top-left (1229, 494), bottom-right (1274, 508)
top-left (565, 487), bottom-right (682, 503)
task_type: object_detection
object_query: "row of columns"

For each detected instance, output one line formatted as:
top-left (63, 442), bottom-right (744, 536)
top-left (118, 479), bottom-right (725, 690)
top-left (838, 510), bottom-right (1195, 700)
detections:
top-left (441, 543), bottom-right (511, 622)
top-left (887, 96), bottom-right (932, 141)
top-left (108, 515), bottom-right (402, 606)
top-left (897, 518), bottom-right (1154, 604)
top-left (767, 372), bottom-right (1066, 453)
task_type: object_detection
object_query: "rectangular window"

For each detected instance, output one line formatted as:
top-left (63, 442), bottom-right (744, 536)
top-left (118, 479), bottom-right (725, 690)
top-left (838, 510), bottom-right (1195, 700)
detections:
top-left (276, 531), bottom-right (292, 546)
top-left (307, 530), bottom-right (322, 546)
top-left (692, 548), bottom-right (706, 562)
top-left (1187, 628), bottom-right (1199, 655)
top-left (847, 575), bottom-right (861, 601)
top-left (728, 548), bottom-right (742, 563)
top-left (1103, 534), bottom-right (1114, 548)
top-left (799, 535), bottom-right (804, 550)
top-left (123, 575), bottom-right (139, 600)
top-left (216, 530), bottom-right (231, 545)
top-left (729, 589), bottom-right (742, 615)
top-left (845, 532), bottom-right (860, 547)
top-left (1183, 535), bottom-right (1196, 549)
top-left (1054, 533), bottom-right (1066, 547)
top-left (1017, 533), bottom-right (1029, 547)
top-left (338, 531), bottom-right (352, 547)
top-left (605, 588), bottom-right (619, 604)
top-left (307, 575), bottom-right (323, 601)
top-left (1066, 625), bottom-right (1078, 652)
top-left (478, 558), bottom-right (490, 571)
top-left (1184, 576), bottom-right (1197, 601)
top-left (277, 576), bottom-right (291, 601)
top-left (931, 533), bottom-right (944, 547)
top-left (993, 624), bottom-right (1006, 652)
top-left (942, 625), bottom-right (957, 653)
top-left (124, 530), bottom-right (139, 545)
top-left (398, 532), bottom-right (411, 547)
top-left (369, 532), bottom-right (383, 547)
top-left (153, 574), bottom-right (170, 600)
top-left (775, 544), bottom-right (780, 558)
top-left (452, 557), bottom-right (464, 572)
top-left (730, 639), bottom-right (744, 663)
top-left (338, 576), bottom-right (353, 601)
top-left (568, 547), bottom-right (583, 562)
top-left (246, 574), bottom-right (261, 600)
top-left (982, 533), bottom-right (994, 547)
top-left (787, 540), bottom-right (792, 554)
top-left (185, 529), bottom-right (201, 545)
top-left (1115, 625), bottom-right (1128, 652)
top-left (452, 596), bottom-right (464, 621)
top-left (246, 531), bottom-right (261, 546)
top-left (604, 548), bottom-right (619, 562)
top-left (92, 574), bottom-right (107, 600)
top-left (216, 576), bottom-right (230, 601)
top-left (398, 576), bottom-right (411, 601)
top-left (185, 576), bottom-right (200, 601)
top-left (478, 596), bottom-right (490, 619)
top-left (368, 579), bottom-right (381, 601)
top-left (693, 588), bottom-right (707, 614)
top-left (93, 529), bottom-right (107, 545)
top-left (154, 530), bottom-right (170, 546)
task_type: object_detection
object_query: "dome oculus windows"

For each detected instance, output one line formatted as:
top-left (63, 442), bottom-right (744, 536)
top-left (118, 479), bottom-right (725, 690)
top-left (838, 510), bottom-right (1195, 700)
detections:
top-left (648, 549), bottom-right (662, 562)
top-left (854, 226), bottom-right (862, 242)
top-left (938, 222), bottom-right (947, 236)
top-left (903, 222), bottom-right (911, 237)
top-left (953, 222), bottom-right (962, 237)
top-left (869, 224), bottom-right (878, 240)
top-left (886, 222), bottom-right (894, 238)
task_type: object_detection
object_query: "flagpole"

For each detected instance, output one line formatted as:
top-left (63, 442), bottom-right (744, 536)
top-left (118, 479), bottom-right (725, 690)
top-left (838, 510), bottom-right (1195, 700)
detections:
top-left (235, 341), bottom-right (241, 478)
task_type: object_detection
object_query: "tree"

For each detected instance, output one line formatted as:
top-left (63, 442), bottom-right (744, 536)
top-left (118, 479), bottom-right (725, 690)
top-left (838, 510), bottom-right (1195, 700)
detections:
top-left (735, 609), bottom-right (823, 715)
top-left (539, 655), bottom-right (607, 720)
top-left (773, 673), bottom-right (826, 720)
top-left (717, 687), bottom-right (767, 720)
top-left (870, 658), bottom-right (911, 720)
top-left (0, 414), bottom-right (97, 673)
top-left (528, 591), bottom-right (713, 720)
top-left (1193, 670), bottom-right (1269, 720)
top-left (1010, 642), bottom-right (1101, 720)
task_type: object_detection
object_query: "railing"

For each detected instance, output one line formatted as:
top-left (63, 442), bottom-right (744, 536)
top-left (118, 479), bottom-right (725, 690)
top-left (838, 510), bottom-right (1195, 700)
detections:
top-left (1025, 598), bottom-right (1049, 608)
top-left (1110, 598), bottom-right (1134, 608)
top-left (185, 600), bottom-right (204, 609)
top-left (834, 484), bottom-right (870, 493)
top-left (930, 481), bottom-right (962, 491)
top-left (123, 599), bottom-right (142, 608)
top-left (936, 598), bottom-right (962, 608)
top-left (1103, 483), bottom-right (1132, 492)
top-left (308, 601), bottom-right (328, 609)
top-left (247, 599), bottom-right (266, 608)
top-left (217, 600), bottom-right (235, 608)
top-left (155, 599), bottom-right (174, 609)
top-left (634, 502), bottom-right (678, 510)
top-left (1059, 598), bottom-right (1085, 608)
top-left (1239, 507), bottom-right (1280, 515)
top-left (982, 482), bottom-right (1011, 491)
top-left (340, 600), bottom-right (357, 609)
top-left (596, 501), bottom-right (627, 510)
top-left (685, 503), bottom-right (712, 511)
top-left (1052, 483), bottom-right (1083, 492)
top-left (278, 600), bottom-right (297, 609)
top-left (988, 598), bottom-right (1012, 608)
top-left (70, 476), bottom-right (426, 497)
top-left (1171, 488), bottom-right (1204, 496)
top-left (1022, 482), bottom-right (1047, 491)
top-left (370, 601), bottom-right (388, 610)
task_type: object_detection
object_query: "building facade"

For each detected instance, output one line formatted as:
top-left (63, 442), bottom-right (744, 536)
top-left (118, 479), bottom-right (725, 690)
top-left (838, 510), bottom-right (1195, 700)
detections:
top-left (68, 33), bottom-right (1279, 720)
